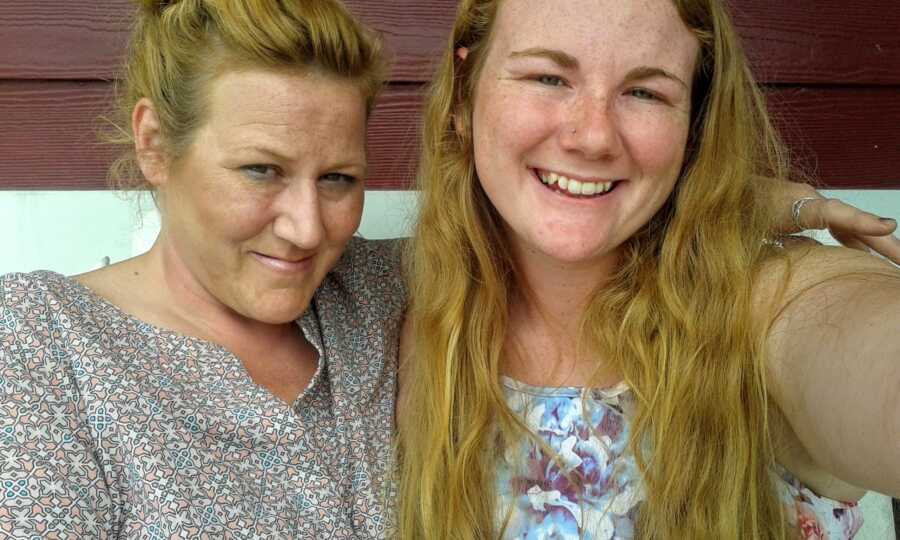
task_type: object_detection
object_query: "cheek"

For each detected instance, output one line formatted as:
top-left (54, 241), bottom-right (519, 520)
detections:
top-left (473, 89), bottom-right (558, 171)
top-left (623, 115), bottom-right (689, 179)
top-left (323, 190), bottom-right (364, 242)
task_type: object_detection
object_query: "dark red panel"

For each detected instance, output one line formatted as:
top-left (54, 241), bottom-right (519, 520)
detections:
top-left (0, 0), bottom-right (458, 83)
top-left (730, 0), bottom-right (900, 85)
top-left (767, 86), bottom-right (900, 189)
top-left (2, 0), bottom-right (899, 85)
top-left (1, 81), bottom-right (898, 190)
top-left (0, 81), bottom-right (423, 190)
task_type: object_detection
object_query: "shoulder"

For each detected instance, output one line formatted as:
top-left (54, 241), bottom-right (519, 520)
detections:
top-left (753, 239), bottom-right (900, 366)
top-left (326, 236), bottom-right (407, 305)
top-left (753, 239), bottom-right (900, 327)
top-left (0, 270), bottom-right (73, 330)
top-left (1, 271), bottom-right (86, 404)
top-left (337, 236), bottom-right (405, 276)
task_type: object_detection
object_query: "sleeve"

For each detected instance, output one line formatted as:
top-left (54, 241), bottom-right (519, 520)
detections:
top-left (776, 467), bottom-right (864, 539)
top-left (0, 273), bottom-right (117, 538)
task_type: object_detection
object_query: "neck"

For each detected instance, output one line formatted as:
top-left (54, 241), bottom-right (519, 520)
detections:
top-left (503, 244), bottom-right (621, 387)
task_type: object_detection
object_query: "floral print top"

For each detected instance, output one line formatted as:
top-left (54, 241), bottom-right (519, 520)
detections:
top-left (0, 238), bottom-right (405, 539)
top-left (497, 377), bottom-right (864, 539)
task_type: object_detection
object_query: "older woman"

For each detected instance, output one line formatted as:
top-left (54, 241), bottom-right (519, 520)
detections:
top-left (0, 1), bottom-right (400, 537)
top-left (397, 0), bottom-right (900, 538)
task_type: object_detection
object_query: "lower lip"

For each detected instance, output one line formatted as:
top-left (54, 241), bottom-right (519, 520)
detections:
top-left (532, 169), bottom-right (622, 201)
top-left (250, 252), bottom-right (313, 274)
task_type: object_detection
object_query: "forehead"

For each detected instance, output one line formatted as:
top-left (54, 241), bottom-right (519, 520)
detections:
top-left (490, 0), bottom-right (699, 76)
top-left (203, 67), bottom-right (367, 147)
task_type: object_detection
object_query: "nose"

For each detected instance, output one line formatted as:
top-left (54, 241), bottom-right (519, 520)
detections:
top-left (561, 93), bottom-right (624, 160)
top-left (271, 180), bottom-right (325, 250)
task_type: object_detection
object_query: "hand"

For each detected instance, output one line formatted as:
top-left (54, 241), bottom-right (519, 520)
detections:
top-left (773, 179), bottom-right (900, 265)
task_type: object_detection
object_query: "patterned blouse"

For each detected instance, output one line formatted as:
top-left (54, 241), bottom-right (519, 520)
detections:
top-left (0, 237), bottom-right (405, 539)
top-left (497, 377), bottom-right (864, 539)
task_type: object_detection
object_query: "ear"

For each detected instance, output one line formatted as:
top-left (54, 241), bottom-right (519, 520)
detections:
top-left (132, 98), bottom-right (169, 187)
top-left (451, 48), bottom-right (473, 137)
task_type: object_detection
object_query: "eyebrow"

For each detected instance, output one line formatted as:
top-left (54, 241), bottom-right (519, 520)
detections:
top-left (232, 145), bottom-right (367, 172)
top-left (508, 47), bottom-right (579, 70)
top-left (508, 48), bottom-right (689, 90)
top-left (625, 66), bottom-right (689, 90)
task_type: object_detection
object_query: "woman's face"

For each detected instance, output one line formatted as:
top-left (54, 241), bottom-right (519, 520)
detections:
top-left (156, 67), bottom-right (367, 324)
top-left (470, 0), bottom-right (700, 271)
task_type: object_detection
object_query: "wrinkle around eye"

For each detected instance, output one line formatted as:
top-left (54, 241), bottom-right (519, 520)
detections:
top-left (319, 172), bottom-right (359, 185)
top-left (239, 164), bottom-right (281, 181)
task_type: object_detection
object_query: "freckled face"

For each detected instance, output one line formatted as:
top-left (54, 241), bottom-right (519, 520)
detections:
top-left (471, 0), bottom-right (699, 271)
top-left (158, 68), bottom-right (368, 324)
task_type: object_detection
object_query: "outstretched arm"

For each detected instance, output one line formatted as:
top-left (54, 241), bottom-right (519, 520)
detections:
top-left (759, 243), bottom-right (900, 498)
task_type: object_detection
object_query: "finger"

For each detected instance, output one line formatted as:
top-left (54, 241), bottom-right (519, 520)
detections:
top-left (805, 198), bottom-right (897, 235)
top-left (856, 233), bottom-right (900, 266)
top-left (830, 229), bottom-right (873, 253)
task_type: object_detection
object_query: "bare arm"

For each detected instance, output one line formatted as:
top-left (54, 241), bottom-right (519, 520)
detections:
top-left (759, 243), bottom-right (900, 498)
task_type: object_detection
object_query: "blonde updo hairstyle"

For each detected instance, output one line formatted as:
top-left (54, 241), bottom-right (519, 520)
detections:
top-left (105, 0), bottom-right (385, 190)
top-left (399, 0), bottom-right (794, 538)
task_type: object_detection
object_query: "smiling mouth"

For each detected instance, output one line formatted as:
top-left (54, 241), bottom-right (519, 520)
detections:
top-left (534, 169), bottom-right (622, 198)
top-left (251, 252), bottom-right (314, 273)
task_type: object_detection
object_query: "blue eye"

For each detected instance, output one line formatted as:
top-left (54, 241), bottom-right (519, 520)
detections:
top-left (536, 74), bottom-right (566, 87)
top-left (629, 88), bottom-right (659, 101)
top-left (240, 164), bottom-right (280, 181)
top-left (320, 172), bottom-right (358, 185)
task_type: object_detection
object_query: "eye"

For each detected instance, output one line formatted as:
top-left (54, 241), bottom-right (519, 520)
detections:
top-left (319, 172), bottom-right (358, 185)
top-left (239, 164), bottom-right (281, 181)
top-left (534, 74), bottom-right (567, 87)
top-left (628, 88), bottom-right (660, 101)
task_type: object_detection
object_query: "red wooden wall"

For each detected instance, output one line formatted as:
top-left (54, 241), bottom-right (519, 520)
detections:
top-left (1, 0), bottom-right (898, 190)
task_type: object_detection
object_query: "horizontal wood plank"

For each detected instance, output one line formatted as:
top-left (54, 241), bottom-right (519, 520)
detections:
top-left (0, 81), bottom-right (898, 190)
top-left (1, 0), bottom-right (899, 84)
top-left (730, 0), bottom-right (900, 85)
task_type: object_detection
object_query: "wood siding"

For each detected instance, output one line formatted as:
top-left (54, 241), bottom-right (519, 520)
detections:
top-left (1, 0), bottom-right (899, 189)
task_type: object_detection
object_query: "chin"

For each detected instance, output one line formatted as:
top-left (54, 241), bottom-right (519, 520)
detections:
top-left (533, 240), bottom-right (616, 266)
top-left (239, 292), bottom-right (313, 325)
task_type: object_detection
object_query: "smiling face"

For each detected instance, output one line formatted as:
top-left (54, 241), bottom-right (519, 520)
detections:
top-left (155, 67), bottom-right (367, 324)
top-left (470, 0), bottom-right (699, 274)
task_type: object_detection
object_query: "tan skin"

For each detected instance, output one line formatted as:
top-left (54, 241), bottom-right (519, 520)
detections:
top-left (78, 67), bottom-right (369, 405)
top-left (401, 0), bottom-right (900, 505)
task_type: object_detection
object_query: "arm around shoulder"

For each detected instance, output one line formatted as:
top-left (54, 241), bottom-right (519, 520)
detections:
top-left (756, 242), bottom-right (900, 498)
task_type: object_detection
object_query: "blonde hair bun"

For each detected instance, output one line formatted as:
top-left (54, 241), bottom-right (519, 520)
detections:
top-left (139, 0), bottom-right (176, 15)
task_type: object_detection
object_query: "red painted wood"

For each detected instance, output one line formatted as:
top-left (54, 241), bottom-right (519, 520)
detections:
top-left (767, 86), bottom-right (900, 188)
top-left (730, 0), bottom-right (900, 85)
top-left (0, 81), bottom-right (897, 190)
top-left (0, 81), bottom-right (423, 190)
top-left (0, 0), bottom-right (458, 83)
top-left (1, 0), bottom-right (899, 85)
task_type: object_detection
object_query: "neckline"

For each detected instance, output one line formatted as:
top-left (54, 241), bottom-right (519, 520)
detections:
top-left (500, 375), bottom-right (630, 400)
top-left (42, 270), bottom-right (324, 411)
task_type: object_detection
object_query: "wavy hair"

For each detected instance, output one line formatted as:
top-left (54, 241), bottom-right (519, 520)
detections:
top-left (398, 0), bottom-right (793, 538)
top-left (103, 0), bottom-right (385, 190)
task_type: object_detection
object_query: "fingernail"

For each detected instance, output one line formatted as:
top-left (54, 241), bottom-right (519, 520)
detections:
top-left (880, 217), bottom-right (897, 224)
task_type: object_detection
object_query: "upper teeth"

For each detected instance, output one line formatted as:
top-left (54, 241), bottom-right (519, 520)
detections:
top-left (539, 171), bottom-right (614, 196)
